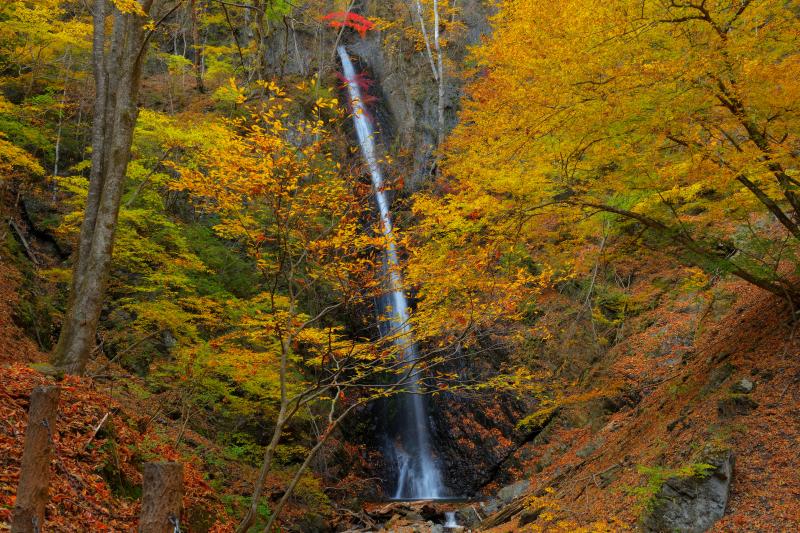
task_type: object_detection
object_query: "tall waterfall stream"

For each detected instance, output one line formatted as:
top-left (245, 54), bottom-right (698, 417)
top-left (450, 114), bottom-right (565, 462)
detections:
top-left (338, 46), bottom-right (448, 500)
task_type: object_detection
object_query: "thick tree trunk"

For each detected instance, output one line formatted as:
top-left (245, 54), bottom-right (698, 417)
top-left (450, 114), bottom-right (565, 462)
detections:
top-left (52, 0), bottom-right (161, 375)
top-left (11, 386), bottom-right (60, 533)
top-left (139, 462), bottom-right (184, 533)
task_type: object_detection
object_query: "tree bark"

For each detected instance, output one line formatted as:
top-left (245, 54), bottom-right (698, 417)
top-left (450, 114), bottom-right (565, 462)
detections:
top-left (236, 331), bottom-right (294, 533)
top-left (52, 0), bottom-right (162, 375)
top-left (139, 462), bottom-right (183, 533)
top-left (11, 386), bottom-right (60, 533)
top-left (715, 80), bottom-right (800, 220)
top-left (433, 0), bottom-right (445, 147)
top-left (190, 0), bottom-right (205, 92)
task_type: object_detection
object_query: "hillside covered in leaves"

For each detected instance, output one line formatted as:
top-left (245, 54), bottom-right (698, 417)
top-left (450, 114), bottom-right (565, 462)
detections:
top-left (2, 0), bottom-right (800, 532)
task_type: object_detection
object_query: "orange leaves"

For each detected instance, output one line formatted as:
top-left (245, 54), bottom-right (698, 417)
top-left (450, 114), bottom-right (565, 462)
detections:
top-left (0, 364), bottom-right (231, 531)
top-left (426, 0), bottom-right (800, 325)
top-left (170, 81), bottom-right (376, 298)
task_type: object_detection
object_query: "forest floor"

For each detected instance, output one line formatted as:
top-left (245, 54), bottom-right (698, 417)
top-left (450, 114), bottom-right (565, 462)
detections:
top-left (0, 252), bottom-right (239, 531)
top-left (487, 278), bottom-right (800, 532)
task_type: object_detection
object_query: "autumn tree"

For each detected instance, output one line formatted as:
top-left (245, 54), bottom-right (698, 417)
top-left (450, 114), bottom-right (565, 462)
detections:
top-left (53, 0), bottom-right (169, 374)
top-left (171, 82), bottom-right (453, 531)
top-left (433, 0), bottom-right (800, 305)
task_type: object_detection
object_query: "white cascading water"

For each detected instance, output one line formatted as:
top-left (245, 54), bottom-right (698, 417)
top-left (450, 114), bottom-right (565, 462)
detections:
top-left (444, 511), bottom-right (459, 529)
top-left (338, 46), bottom-right (446, 500)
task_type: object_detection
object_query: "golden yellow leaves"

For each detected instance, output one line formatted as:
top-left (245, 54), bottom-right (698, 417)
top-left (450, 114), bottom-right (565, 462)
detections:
top-left (110, 0), bottom-right (147, 17)
top-left (426, 0), bottom-right (800, 318)
top-left (170, 79), bottom-right (375, 302)
top-left (227, 77), bottom-right (247, 105)
top-left (0, 133), bottom-right (44, 179)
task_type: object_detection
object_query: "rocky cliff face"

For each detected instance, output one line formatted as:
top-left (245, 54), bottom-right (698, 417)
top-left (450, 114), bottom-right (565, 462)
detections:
top-left (349, 0), bottom-right (494, 190)
top-left (259, 1), bottom-right (493, 190)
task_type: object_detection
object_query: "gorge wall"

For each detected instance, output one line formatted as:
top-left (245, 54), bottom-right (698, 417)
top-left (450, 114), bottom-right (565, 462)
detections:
top-left (260, 0), bottom-right (494, 189)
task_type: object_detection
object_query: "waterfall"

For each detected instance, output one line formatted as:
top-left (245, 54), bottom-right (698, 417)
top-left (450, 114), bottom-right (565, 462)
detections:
top-left (337, 46), bottom-right (446, 500)
top-left (444, 511), bottom-right (459, 528)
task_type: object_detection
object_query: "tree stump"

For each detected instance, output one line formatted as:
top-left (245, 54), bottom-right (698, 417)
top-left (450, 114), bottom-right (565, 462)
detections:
top-left (139, 462), bottom-right (183, 533)
top-left (11, 385), bottom-right (60, 533)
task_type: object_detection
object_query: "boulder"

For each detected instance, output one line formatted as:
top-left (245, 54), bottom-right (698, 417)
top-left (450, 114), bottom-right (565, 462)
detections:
top-left (641, 450), bottom-right (734, 533)
top-left (497, 479), bottom-right (530, 502)
top-left (576, 437), bottom-right (606, 459)
top-left (480, 480), bottom-right (530, 516)
top-left (454, 505), bottom-right (482, 528)
top-left (295, 512), bottom-right (329, 533)
top-left (700, 363), bottom-right (736, 395)
top-left (730, 378), bottom-right (754, 394)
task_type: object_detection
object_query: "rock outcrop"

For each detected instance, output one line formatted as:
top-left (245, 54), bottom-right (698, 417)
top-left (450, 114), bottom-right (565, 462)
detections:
top-left (349, 0), bottom-right (494, 189)
top-left (641, 450), bottom-right (734, 533)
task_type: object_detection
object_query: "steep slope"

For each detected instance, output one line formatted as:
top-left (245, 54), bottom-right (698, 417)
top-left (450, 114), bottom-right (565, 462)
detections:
top-left (482, 278), bottom-right (800, 531)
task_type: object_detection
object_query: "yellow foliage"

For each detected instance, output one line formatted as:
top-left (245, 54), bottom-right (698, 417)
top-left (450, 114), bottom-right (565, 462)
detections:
top-left (111, 0), bottom-right (147, 17)
top-left (423, 0), bottom-right (800, 319)
top-left (0, 133), bottom-right (44, 179)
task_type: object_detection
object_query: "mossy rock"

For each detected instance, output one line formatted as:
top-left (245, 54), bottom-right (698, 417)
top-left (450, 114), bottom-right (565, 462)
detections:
top-left (641, 450), bottom-right (734, 533)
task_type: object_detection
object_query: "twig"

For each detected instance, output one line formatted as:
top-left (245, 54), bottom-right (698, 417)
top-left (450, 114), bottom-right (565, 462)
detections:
top-left (84, 412), bottom-right (110, 448)
top-left (7, 219), bottom-right (39, 265)
top-left (175, 405), bottom-right (191, 446)
top-left (89, 329), bottom-right (160, 377)
top-left (124, 148), bottom-right (174, 207)
top-left (335, 505), bottom-right (378, 529)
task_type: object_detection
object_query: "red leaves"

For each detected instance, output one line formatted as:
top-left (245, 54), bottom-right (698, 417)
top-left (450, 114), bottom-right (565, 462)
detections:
top-left (335, 70), bottom-right (376, 105)
top-left (322, 11), bottom-right (375, 38)
top-left (335, 70), bottom-right (378, 118)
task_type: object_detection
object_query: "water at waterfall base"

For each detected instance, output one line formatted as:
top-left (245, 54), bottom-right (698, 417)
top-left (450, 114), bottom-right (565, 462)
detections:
top-left (337, 45), bottom-right (449, 501)
top-left (444, 511), bottom-right (460, 528)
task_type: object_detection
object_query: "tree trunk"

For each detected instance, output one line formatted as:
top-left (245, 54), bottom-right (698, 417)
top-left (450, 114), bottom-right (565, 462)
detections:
top-left (433, 0), bottom-right (445, 147)
top-left (262, 402), bottom-right (359, 533)
top-left (52, 0), bottom-right (162, 375)
top-left (139, 462), bottom-right (183, 533)
top-left (190, 0), bottom-right (205, 92)
top-left (11, 386), bottom-right (60, 533)
top-left (236, 410), bottom-right (286, 533)
top-left (237, 331), bottom-right (293, 533)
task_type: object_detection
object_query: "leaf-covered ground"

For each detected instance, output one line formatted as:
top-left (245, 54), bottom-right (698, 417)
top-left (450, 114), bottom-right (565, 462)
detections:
top-left (486, 278), bottom-right (800, 532)
top-left (0, 254), bottom-right (234, 531)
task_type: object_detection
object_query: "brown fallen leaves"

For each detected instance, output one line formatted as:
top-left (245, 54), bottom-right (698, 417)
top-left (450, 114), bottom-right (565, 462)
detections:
top-left (0, 363), bottom-right (232, 531)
